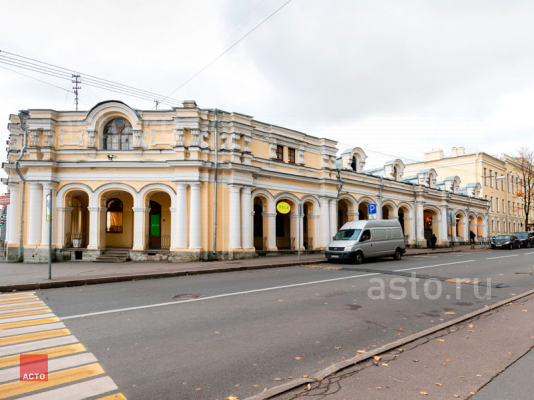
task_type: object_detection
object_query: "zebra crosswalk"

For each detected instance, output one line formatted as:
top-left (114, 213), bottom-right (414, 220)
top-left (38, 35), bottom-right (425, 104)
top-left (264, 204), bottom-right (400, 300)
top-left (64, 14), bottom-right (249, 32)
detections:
top-left (0, 291), bottom-right (126, 399)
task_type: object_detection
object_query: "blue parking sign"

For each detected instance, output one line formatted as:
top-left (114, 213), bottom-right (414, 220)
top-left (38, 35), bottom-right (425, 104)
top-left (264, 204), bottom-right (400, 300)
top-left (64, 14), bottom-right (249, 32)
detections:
top-left (368, 204), bottom-right (377, 220)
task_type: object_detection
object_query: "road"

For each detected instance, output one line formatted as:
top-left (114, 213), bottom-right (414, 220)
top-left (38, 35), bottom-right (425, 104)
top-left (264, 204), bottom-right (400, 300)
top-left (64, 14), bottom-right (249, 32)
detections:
top-left (33, 248), bottom-right (534, 399)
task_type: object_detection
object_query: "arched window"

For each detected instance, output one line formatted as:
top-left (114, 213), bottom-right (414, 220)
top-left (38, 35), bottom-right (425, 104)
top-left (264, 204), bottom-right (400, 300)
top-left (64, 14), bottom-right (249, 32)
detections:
top-left (104, 118), bottom-right (133, 150)
top-left (351, 156), bottom-right (357, 171)
top-left (106, 198), bottom-right (123, 233)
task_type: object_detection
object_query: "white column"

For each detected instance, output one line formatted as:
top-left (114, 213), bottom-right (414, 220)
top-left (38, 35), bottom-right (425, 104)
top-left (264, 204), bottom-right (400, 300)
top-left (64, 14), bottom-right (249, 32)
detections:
top-left (439, 206), bottom-right (448, 244)
top-left (241, 187), bottom-right (253, 249)
top-left (329, 199), bottom-right (337, 238)
top-left (298, 209), bottom-right (304, 249)
top-left (87, 207), bottom-right (104, 249)
top-left (6, 183), bottom-right (20, 245)
top-left (320, 197), bottom-right (330, 247)
top-left (265, 212), bottom-right (277, 250)
top-left (133, 207), bottom-right (148, 250)
top-left (27, 182), bottom-right (43, 246)
top-left (173, 183), bottom-right (188, 249)
top-left (416, 202), bottom-right (424, 244)
top-left (188, 182), bottom-right (202, 249)
top-left (40, 182), bottom-right (57, 246)
top-left (228, 185), bottom-right (242, 250)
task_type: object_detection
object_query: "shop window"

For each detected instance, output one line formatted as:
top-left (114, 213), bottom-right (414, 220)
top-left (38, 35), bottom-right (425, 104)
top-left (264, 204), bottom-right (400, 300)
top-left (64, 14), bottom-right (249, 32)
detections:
top-left (288, 148), bottom-right (296, 164)
top-left (276, 145), bottom-right (284, 161)
top-left (104, 118), bottom-right (133, 150)
top-left (106, 198), bottom-right (123, 233)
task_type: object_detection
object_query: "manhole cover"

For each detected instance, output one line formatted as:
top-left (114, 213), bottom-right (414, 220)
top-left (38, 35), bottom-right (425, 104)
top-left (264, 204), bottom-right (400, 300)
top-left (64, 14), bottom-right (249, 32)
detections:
top-left (173, 294), bottom-right (201, 300)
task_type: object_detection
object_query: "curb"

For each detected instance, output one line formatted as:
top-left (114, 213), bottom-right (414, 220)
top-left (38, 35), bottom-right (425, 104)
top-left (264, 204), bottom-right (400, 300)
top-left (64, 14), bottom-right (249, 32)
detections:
top-left (244, 288), bottom-right (534, 400)
top-left (0, 259), bottom-right (327, 292)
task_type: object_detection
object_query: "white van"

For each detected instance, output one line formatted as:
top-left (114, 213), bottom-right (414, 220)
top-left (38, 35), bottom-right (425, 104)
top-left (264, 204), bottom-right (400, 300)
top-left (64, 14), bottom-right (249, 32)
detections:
top-left (326, 219), bottom-right (406, 264)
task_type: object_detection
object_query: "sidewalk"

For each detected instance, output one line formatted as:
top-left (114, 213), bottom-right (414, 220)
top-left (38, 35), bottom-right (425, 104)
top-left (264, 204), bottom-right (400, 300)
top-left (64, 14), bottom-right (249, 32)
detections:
top-left (0, 245), bottom-right (485, 292)
top-left (271, 292), bottom-right (534, 400)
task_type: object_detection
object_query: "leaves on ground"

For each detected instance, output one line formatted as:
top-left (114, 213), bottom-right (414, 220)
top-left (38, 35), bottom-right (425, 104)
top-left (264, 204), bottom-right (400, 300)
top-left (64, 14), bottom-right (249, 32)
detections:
top-left (445, 312), bottom-right (456, 315)
top-left (373, 356), bottom-right (381, 361)
top-left (226, 396), bottom-right (239, 400)
top-left (420, 391), bottom-right (428, 395)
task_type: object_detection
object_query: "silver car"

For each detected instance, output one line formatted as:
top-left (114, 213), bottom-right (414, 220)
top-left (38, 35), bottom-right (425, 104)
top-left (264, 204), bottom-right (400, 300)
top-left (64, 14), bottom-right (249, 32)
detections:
top-left (325, 219), bottom-right (406, 264)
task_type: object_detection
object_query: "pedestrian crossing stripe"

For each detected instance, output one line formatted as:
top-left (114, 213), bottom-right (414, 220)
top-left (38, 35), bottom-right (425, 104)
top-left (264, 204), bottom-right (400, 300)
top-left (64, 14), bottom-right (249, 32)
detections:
top-left (0, 328), bottom-right (70, 346)
top-left (0, 363), bottom-right (104, 399)
top-left (0, 292), bottom-right (126, 399)
top-left (0, 343), bottom-right (86, 369)
top-left (0, 317), bottom-right (60, 330)
top-left (0, 309), bottom-right (52, 320)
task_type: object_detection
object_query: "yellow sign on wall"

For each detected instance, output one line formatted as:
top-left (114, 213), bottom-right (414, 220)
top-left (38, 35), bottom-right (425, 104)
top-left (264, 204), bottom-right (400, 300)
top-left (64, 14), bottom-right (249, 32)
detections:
top-left (277, 201), bottom-right (291, 214)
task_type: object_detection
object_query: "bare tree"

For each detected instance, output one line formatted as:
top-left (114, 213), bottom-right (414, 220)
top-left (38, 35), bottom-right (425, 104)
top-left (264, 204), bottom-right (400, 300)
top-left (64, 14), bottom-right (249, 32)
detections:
top-left (515, 147), bottom-right (534, 231)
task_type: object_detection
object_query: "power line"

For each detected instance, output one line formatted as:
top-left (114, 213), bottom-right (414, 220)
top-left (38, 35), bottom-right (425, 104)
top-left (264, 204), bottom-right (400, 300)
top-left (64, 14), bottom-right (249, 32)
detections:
top-left (0, 49), bottom-right (183, 107)
top-left (155, 0), bottom-right (293, 106)
top-left (0, 64), bottom-right (72, 93)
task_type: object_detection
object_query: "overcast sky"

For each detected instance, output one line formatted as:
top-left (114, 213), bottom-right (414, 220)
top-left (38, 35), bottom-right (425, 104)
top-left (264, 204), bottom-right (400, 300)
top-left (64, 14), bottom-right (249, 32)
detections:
top-left (1, 0), bottom-right (534, 190)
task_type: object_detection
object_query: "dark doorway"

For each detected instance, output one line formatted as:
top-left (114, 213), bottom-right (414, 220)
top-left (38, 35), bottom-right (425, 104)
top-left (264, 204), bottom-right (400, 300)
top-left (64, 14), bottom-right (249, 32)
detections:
top-left (253, 202), bottom-right (264, 250)
top-left (149, 200), bottom-right (161, 249)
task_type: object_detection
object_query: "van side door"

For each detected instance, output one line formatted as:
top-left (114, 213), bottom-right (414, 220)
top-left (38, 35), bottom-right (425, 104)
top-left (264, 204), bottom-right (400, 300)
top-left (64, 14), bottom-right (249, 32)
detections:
top-left (358, 229), bottom-right (375, 257)
top-left (372, 228), bottom-right (389, 255)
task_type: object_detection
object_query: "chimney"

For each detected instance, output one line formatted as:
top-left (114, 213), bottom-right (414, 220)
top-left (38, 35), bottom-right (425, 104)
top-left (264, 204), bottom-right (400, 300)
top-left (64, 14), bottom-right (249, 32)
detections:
top-left (457, 147), bottom-right (465, 156)
top-left (182, 100), bottom-right (198, 108)
top-left (451, 147), bottom-right (458, 157)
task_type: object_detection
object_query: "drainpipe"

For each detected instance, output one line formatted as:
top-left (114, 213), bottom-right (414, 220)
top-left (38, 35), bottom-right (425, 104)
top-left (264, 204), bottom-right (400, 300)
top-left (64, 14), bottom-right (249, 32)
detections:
top-left (14, 110), bottom-right (29, 261)
top-left (212, 109), bottom-right (218, 257)
top-left (413, 183), bottom-right (418, 248)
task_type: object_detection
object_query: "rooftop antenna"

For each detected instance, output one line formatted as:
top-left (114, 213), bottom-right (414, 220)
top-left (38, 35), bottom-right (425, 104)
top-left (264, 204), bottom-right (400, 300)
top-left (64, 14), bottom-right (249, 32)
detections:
top-left (154, 99), bottom-right (160, 110)
top-left (72, 74), bottom-right (81, 111)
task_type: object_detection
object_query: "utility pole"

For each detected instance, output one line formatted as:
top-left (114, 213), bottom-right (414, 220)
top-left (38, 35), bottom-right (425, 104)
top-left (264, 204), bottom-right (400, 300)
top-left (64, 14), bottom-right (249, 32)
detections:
top-left (72, 74), bottom-right (81, 111)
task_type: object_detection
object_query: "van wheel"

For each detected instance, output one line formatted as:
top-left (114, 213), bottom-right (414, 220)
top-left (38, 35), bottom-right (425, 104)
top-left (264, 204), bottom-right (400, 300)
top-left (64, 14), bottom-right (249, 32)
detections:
top-left (354, 252), bottom-right (364, 265)
top-left (527, 242), bottom-right (532, 248)
top-left (394, 248), bottom-right (403, 260)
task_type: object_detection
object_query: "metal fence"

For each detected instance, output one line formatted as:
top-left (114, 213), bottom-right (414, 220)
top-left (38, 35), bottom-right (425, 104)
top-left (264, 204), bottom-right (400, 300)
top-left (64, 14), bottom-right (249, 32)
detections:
top-left (146, 235), bottom-right (171, 250)
top-left (65, 232), bottom-right (86, 248)
top-left (303, 236), bottom-right (313, 250)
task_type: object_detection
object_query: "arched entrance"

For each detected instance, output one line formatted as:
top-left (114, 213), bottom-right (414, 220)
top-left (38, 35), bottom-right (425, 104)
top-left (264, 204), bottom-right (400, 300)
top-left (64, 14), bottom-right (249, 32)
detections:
top-left (100, 190), bottom-right (135, 249)
top-left (253, 196), bottom-right (267, 250)
top-left (145, 191), bottom-right (172, 249)
top-left (303, 200), bottom-right (317, 250)
top-left (477, 216), bottom-right (484, 238)
top-left (398, 205), bottom-right (411, 243)
top-left (276, 198), bottom-right (297, 250)
top-left (455, 212), bottom-right (466, 242)
top-left (64, 190), bottom-right (89, 248)
top-left (338, 199), bottom-right (350, 228)
top-left (358, 201), bottom-right (370, 220)
top-left (423, 209), bottom-right (439, 247)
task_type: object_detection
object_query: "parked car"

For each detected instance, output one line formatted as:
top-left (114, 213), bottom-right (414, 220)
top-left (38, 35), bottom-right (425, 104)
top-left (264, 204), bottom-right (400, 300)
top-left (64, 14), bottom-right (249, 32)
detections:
top-left (512, 232), bottom-right (534, 248)
top-left (490, 235), bottom-right (521, 249)
top-left (326, 219), bottom-right (406, 264)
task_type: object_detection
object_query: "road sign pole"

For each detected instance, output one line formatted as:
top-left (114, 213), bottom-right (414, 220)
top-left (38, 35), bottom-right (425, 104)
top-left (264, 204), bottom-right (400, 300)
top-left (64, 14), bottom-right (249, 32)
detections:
top-left (48, 190), bottom-right (52, 280)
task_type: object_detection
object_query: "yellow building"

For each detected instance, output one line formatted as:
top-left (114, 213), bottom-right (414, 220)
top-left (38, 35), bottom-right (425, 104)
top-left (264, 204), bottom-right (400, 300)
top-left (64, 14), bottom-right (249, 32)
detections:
top-left (405, 148), bottom-right (533, 237)
top-left (3, 101), bottom-right (488, 263)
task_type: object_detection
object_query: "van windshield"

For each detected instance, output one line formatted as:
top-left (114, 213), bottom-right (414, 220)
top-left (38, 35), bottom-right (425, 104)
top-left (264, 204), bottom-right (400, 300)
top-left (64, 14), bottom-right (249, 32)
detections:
top-left (333, 229), bottom-right (362, 240)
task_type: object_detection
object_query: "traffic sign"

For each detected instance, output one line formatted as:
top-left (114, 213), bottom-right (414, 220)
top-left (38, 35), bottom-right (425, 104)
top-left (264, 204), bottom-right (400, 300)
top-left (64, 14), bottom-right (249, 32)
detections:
top-left (368, 203), bottom-right (377, 220)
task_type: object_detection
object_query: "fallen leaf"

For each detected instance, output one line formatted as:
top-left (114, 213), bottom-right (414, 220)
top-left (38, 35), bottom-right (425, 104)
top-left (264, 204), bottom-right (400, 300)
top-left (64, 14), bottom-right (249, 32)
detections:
top-left (303, 375), bottom-right (309, 378)
top-left (476, 374), bottom-right (482, 377)
top-left (420, 391), bottom-right (428, 395)
top-left (436, 338), bottom-right (445, 342)
top-left (307, 384), bottom-right (311, 390)
top-left (373, 356), bottom-right (381, 361)
top-left (357, 349), bottom-right (366, 354)
top-left (195, 388), bottom-right (201, 391)
top-left (382, 363), bottom-right (389, 366)
top-left (413, 359), bottom-right (419, 362)
top-left (454, 395), bottom-right (460, 398)
top-left (468, 324), bottom-right (475, 328)
top-left (377, 386), bottom-right (382, 390)
top-left (226, 396), bottom-right (239, 400)
top-left (468, 330), bottom-right (474, 333)
top-left (446, 359), bottom-right (451, 362)
top-left (445, 312), bottom-right (456, 315)
top-left (274, 378), bottom-right (283, 381)
top-left (182, 382), bottom-right (187, 385)
top-left (335, 346), bottom-right (343, 349)
top-left (253, 385), bottom-right (259, 388)
top-left (436, 383), bottom-right (443, 387)
top-left (295, 357), bottom-right (301, 360)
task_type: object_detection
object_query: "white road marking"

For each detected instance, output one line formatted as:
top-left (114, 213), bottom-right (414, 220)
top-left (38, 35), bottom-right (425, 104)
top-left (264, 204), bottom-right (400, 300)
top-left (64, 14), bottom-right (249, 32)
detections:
top-left (486, 255), bottom-right (518, 260)
top-left (394, 260), bottom-right (476, 273)
top-left (0, 322), bottom-right (66, 337)
top-left (0, 353), bottom-right (98, 383)
top-left (0, 292), bottom-right (35, 298)
top-left (0, 335), bottom-right (78, 357)
top-left (16, 376), bottom-right (118, 400)
top-left (524, 252), bottom-right (534, 255)
top-left (63, 260), bottom-right (478, 320)
top-left (0, 306), bottom-right (49, 315)
top-left (0, 301), bottom-right (46, 310)
top-left (0, 295), bottom-right (37, 302)
top-left (0, 312), bottom-right (55, 324)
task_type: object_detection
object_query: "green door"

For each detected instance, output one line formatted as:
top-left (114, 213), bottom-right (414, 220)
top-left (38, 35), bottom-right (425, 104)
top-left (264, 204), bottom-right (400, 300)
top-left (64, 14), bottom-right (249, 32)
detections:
top-left (149, 213), bottom-right (161, 248)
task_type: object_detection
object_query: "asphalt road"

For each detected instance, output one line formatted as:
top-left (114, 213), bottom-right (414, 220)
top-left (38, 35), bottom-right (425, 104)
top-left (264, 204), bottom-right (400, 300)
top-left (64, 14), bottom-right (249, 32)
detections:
top-left (38, 248), bottom-right (534, 400)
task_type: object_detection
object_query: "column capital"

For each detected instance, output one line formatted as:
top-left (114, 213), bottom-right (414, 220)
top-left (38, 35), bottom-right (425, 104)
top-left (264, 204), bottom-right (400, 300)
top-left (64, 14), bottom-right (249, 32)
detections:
top-left (88, 206), bottom-right (107, 212)
top-left (263, 212), bottom-right (276, 217)
top-left (28, 181), bottom-right (42, 188)
top-left (241, 186), bottom-right (252, 194)
top-left (189, 181), bottom-right (203, 188)
top-left (8, 182), bottom-right (19, 190)
top-left (57, 206), bottom-right (73, 212)
top-left (41, 182), bottom-right (58, 191)
top-left (133, 207), bottom-right (150, 212)
top-left (174, 181), bottom-right (188, 189)
top-left (228, 184), bottom-right (242, 192)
